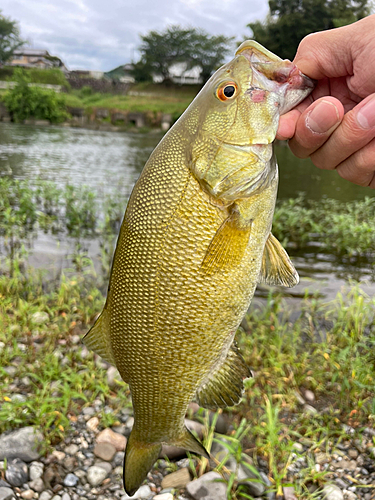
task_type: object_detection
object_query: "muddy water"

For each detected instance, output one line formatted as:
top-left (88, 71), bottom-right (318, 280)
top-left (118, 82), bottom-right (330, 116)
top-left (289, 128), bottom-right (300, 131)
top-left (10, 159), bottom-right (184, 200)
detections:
top-left (1, 122), bottom-right (374, 302)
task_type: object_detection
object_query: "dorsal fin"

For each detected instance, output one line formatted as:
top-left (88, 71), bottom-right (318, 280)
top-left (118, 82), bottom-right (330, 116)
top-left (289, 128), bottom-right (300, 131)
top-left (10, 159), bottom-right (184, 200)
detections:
top-left (83, 308), bottom-right (116, 366)
top-left (195, 343), bottom-right (251, 409)
top-left (201, 216), bottom-right (251, 276)
top-left (259, 232), bottom-right (299, 287)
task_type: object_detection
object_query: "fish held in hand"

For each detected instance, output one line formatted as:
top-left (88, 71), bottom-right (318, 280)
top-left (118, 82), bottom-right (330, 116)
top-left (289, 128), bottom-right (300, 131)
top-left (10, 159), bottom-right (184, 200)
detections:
top-left (84, 40), bottom-right (314, 495)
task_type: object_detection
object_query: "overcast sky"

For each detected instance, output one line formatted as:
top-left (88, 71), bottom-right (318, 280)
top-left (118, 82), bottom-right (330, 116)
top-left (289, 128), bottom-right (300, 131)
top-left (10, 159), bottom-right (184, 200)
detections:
top-left (2, 0), bottom-right (269, 71)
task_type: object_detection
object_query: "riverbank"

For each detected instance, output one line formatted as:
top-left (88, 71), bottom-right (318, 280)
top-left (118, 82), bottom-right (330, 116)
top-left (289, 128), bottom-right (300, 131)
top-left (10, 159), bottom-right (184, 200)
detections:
top-left (0, 261), bottom-right (374, 500)
top-left (0, 177), bottom-right (374, 499)
top-left (0, 82), bottom-right (201, 132)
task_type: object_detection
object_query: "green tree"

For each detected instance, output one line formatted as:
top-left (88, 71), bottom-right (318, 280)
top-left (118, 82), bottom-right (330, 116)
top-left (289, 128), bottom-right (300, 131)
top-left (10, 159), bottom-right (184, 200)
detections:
top-left (0, 10), bottom-right (25, 65)
top-left (136, 25), bottom-right (234, 84)
top-left (247, 0), bottom-right (369, 60)
top-left (3, 68), bottom-right (69, 123)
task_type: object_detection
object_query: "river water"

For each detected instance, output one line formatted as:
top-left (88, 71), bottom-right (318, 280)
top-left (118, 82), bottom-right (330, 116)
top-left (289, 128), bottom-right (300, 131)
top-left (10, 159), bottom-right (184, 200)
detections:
top-left (1, 122), bottom-right (374, 302)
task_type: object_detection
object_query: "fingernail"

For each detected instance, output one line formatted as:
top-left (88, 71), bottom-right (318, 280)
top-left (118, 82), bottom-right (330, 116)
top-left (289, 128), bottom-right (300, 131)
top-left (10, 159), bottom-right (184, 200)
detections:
top-left (306, 100), bottom-right (340, 134)
top-left (356, 95), bottom-right (375, 129)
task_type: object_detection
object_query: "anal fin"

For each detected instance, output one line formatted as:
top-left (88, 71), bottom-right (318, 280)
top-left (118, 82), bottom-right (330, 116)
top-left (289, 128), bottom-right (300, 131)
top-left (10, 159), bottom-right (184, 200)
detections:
top-left (201, 216), bottom-right (251, 276)
top-left (173, 426), bottom-right (209, 458)
top-left (259, 232), bottom-right (299, 287)
top-left (196, 343), bottom-right (251, 410)
top-left (83, 308), bottom-right (116, 366)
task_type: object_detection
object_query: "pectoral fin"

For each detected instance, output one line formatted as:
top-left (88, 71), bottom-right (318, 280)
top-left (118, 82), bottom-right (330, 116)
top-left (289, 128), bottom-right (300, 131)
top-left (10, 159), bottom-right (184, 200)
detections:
top-left (83, 308), bottom-right (116, 366)
top-left (201, 216), bottom-right (251, 275)
top-left (260, 233), bottom-right (299, 287)
top-left (196, 343), bottom-right (251, 409)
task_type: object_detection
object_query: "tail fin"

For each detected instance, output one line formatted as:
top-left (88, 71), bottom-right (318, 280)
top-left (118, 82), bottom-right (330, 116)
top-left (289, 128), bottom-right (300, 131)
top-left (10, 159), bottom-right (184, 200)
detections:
top-left (123, 431), bottom-right (162, 496)
top-left (123, 426), bottom-right (209, 496)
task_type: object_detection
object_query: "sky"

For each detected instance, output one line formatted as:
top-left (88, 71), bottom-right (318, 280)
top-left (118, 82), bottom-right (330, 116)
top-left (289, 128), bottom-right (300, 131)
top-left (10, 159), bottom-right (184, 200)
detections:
top-left (1, 0), bottom-right (269, 72)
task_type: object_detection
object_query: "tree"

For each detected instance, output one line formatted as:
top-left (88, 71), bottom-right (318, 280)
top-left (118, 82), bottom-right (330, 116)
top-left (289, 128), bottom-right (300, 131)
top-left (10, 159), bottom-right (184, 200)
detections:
top-left (0, 10), bottom-right (25, 65)
top-left (3, 68), bottom-right (69, 123)
top-left (247, 0), bottom-right (370, 60)
top-left (136, 25), bottom-right (234, 84)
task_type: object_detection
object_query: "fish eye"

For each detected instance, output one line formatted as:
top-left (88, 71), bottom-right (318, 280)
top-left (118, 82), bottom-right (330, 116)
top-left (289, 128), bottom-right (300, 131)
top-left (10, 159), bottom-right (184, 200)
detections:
top-left (217, 82), bottom-right (238, 101)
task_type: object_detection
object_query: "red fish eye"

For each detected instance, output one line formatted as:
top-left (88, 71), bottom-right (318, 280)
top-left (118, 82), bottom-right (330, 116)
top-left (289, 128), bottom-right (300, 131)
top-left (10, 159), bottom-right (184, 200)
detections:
top-left (217, 82), bottom-right (238, 101)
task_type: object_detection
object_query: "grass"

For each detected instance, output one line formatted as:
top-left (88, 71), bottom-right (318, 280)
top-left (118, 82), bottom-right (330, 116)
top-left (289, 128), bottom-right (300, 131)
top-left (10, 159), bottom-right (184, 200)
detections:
top-left (0, 177), bottom-right (374, 497)
top-left (273, 194), bottom-right (375, 259)
top-left (64, 85), bottom-right (198, 120)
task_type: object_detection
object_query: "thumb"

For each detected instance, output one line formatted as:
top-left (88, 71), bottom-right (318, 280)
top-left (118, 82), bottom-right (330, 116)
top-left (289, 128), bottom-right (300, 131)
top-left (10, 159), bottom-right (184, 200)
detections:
top-left (288, 97), bottom-right (344, 158)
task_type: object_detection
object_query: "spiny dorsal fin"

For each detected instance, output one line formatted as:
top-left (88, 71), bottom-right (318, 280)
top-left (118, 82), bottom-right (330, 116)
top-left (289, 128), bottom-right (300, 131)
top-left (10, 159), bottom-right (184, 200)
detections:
top-left (201, 216), bottom-right (251, 276)
top-left (259, 232), bottom-right (299, 287)
top-left (83, 308), bottom-right (116, 365)
top-left (195, 343), bottom-right (251, 410)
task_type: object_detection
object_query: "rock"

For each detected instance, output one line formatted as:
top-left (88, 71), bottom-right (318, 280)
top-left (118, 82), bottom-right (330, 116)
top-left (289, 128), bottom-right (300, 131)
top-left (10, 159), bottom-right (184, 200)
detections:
top-left (294, 390), bottom-right (305, 405)
top-left (315, 452), bottom-right (330, 464)
top-left (113, 451), bottom-right (125, 466)
top-left (96, 428), bottom-right (126, 451)
top-left (292, 442), bottom-right (304, 453)
top-left (5, 458), bottom-right (28, 486)
top-left (61, 494), bottom-right (71, 500)
top-left (29, 462), bottom-right (44, 480)
top-left (86, 417), bottom-right (100, 433)
top-left (64, 444), bottom-right (79, 455)
top-left (343, 490), bottom-right (357, 500)
top-left (121, 485), bottom-right (152, 499)
top-left (63, 456), bottom-right (76, 472)
top-left (160, 444), bottom-right (186, 460)
top-left (39, 493), bottom-right (53, 500)
top-left (29, 477), bottom-right (45, 492)
top-left (0, 487), bottom-right (15, 500)
top-left (210, 436), bottom-right (238, 473)
top-left (21, 491), bottom-right (35, 499)
top-left (323, 484), bottom-right (344, 500)
top-left (304, 390), bottom-right (315, 402)
top-left (51, 451), bottom-right (65, 462)
top-left (51, 496), bottom-right (62, 500)
top-left (93, 442), bottom-right (116, 461)
top-left (31, 312), bottom-right (49, 324)
top-left (86, 466), bottom-right (107, 487)
top-left (107, 366), bottom-right (120, 387)
top-left (303, 404), bottom-right (318, 414)
top-left (63, 473), bottom-right (79, 487)
top-left (283, 486), bottom-right (298, 500)
top-left (161, 468), bottom-right (191, 489)
top-left (186, 471), bottom-right (227, 500)
top-left (0, 427), bottom-right (43, 462)
top-left (94, 461), bottom-right (113, 474)
top-left (348, 449), bottom-right (358, 459)
top-left (237, 470), bottom-right (266, 498)
top-left (153, 494), bottom-right (174, 500)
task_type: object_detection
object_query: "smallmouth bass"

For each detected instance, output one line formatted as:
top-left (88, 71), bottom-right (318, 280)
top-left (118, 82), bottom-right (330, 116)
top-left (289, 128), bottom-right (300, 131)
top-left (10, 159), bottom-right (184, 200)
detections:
top-left (84, 41), bottom-right (314, 495)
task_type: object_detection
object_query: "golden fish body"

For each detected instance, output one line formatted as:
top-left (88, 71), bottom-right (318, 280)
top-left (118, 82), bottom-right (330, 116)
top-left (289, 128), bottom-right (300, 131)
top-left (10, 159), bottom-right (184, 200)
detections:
top-left (84, 41), bottom-right (314, 495)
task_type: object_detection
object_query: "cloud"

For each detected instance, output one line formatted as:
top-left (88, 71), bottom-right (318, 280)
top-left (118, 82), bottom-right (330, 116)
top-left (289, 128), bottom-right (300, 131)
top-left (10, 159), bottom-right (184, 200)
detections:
top-left (1, 0), bottom-right (268, 71)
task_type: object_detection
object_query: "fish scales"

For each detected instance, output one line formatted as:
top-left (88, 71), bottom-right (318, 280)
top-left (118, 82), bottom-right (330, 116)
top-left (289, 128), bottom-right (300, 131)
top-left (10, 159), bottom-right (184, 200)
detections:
top-left (84, 40), bottom-right (315, 495)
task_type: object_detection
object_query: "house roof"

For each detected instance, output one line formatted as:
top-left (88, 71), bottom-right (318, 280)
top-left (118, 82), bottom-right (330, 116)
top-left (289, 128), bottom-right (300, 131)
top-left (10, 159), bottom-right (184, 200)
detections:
top-left (13, 49), bottom-right (50, 57)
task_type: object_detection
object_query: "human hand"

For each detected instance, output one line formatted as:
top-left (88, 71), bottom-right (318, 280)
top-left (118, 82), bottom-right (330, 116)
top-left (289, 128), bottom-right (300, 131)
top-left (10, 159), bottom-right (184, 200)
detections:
top-left (277, 15), bottom-right (375, 188)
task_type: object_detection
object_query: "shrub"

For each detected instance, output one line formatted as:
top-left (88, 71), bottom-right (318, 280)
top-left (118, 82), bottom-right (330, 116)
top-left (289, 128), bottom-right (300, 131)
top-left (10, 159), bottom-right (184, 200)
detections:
top-left (3, 68), bottom-right (69, 123)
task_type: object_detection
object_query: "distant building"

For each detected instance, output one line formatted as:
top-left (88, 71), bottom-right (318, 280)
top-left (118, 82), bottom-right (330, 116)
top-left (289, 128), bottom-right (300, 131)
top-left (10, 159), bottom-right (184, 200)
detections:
top-left (105, 64), bottom-right (135, 83)
top-left (10, 49), bottom-right (68, 72)
top-left (154, 63), bottom-right (203, 85)
top-left (106, 62), bottom-right (202, 85)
